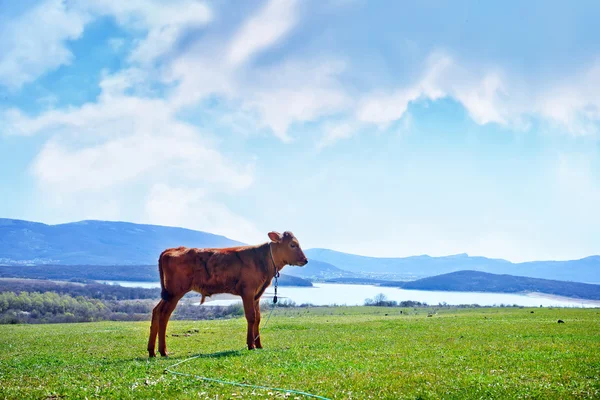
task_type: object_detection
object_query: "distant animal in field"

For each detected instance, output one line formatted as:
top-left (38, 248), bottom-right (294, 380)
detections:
top-left (147, 231), bottom-right (308, 357)
top-left (557, 319), bottom-right (565, 324)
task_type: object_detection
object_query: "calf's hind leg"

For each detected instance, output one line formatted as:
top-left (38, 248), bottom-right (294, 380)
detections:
top-left (147, 299), bottom-right (164, 357)
top-left (157, 295), bottom-right (183, 357)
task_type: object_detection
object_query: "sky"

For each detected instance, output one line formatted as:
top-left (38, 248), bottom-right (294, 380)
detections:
top-left (1, 0), bottom-right (599, 262)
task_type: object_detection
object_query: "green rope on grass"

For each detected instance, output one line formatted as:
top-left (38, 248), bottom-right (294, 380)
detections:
top-left (163, 304), bottom-right (332, 400)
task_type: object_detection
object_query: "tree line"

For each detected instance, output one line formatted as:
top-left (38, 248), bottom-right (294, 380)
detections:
top-left (364, 293), bottom-right (428, 307)
top-left (0, 290), bottom-right (255, 324)
top-left (1, 291), bottom-right (113, 324)
top-left (0, 279), bottom-right (269, 324)
top-left (0, 278), bottom-right (160, 300)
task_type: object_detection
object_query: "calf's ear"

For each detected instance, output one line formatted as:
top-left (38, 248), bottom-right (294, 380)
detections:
top-left (268, 231), bottom-right (283, 242)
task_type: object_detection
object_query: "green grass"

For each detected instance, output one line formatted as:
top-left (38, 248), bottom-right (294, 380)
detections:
top-left (1, 306), bottom-right (599, 399)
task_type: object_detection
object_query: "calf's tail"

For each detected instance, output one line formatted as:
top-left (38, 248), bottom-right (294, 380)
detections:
top-left (158, 253), bottom-right (172, 302)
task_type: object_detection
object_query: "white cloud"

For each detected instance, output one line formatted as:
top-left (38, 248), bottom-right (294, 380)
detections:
top-left (244, 59), bottom-right (350, 141)
top-left (537, 62), bottom-right (600, 136)
top-left (356, 52), bottom-right (511, 128)
top-left (82, 0), bottom-right (213, 66)
top-left (145, 183), bottom-right (263, 243)
top-left (0, 0), bottom-right (213, 89)
top-left (316, 121), bottom-right (360, 150)
top-left (153, 0), bottom-right (349, 141)
top-left (84, 0), bottom-right (211, 31)
top-left (7, 71), bottom-right (253, 198)
top-left (166, 43), bottom-right (350, 141)
top-left (357, 88), bottom-right (421, 128)
top-left (356, 55), bottom-right (443, 127)
top-left (227, 0), bottom-right (299, 67)
top-left (5, 91), bottom-right (169, 139)
top-left (0, 0), bottom-right (89, 89)
top-left (355, 52), bottom-right (600, 140)
top-left (31, 132), bottom-right (253, 195)
top-left (165, 49), bottom-right (236, 109)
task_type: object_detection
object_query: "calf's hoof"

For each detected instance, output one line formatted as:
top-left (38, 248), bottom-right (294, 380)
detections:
top-left (148, 352), bottom-right (156, 358)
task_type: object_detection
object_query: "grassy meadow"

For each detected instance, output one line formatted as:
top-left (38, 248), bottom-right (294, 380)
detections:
top-left (0, 306), bottom-right (599, 399)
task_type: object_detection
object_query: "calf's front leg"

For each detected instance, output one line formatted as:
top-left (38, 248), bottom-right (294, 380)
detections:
top-left (242, 295), bottom-right (257, 350)
top-left (253, 299), bottom-right (262, 349)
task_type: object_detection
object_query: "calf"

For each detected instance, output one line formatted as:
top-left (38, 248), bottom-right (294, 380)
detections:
top-left (147, 231), bottom-right (308, 357)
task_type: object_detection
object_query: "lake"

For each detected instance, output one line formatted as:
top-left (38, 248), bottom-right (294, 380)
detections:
top-left (96, 281), bottom-right (600, 308)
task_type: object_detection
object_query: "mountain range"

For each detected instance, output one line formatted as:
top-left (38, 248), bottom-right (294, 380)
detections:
top-left (304, 248), bottom-right (600, 283)
top-left (1, 218), bottom-right (598, 284)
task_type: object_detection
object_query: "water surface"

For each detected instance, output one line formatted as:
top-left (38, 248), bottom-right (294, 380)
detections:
top-left (96, 281), bottom-right (599, 308)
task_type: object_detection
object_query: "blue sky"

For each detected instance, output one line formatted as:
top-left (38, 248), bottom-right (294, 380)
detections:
top-left (1, 0), bottom-right (599, 262)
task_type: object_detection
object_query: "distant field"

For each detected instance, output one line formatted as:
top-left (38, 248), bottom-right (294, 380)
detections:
top-left (0, 307), bottom-right (598, 399)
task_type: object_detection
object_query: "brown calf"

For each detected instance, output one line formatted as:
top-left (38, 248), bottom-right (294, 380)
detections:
top-left (147, 230), bottom-right (308, 357)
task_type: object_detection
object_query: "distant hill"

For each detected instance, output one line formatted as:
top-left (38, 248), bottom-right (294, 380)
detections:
top-left (276, 274), bottom-right (313, 287)
top-left (305, 248), bottom-right (600, 283)
top-left (0, 218), bottom-right (243, 265)
top-left (324, 277), bottom-right (399, 285)
top-left (382, 270), bottom-right (600, 301)
top-left (283, 259), bottom-right (354, 280)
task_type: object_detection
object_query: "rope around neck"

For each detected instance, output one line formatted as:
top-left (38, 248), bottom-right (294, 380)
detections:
top-left (269, 242), bottom-right (280, 304)
top-left (163, 290), bottom-right (331, 399)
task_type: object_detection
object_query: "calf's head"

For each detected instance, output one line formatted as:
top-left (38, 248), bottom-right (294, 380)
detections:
top-left (268, 231), bottom-right (308, 267)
